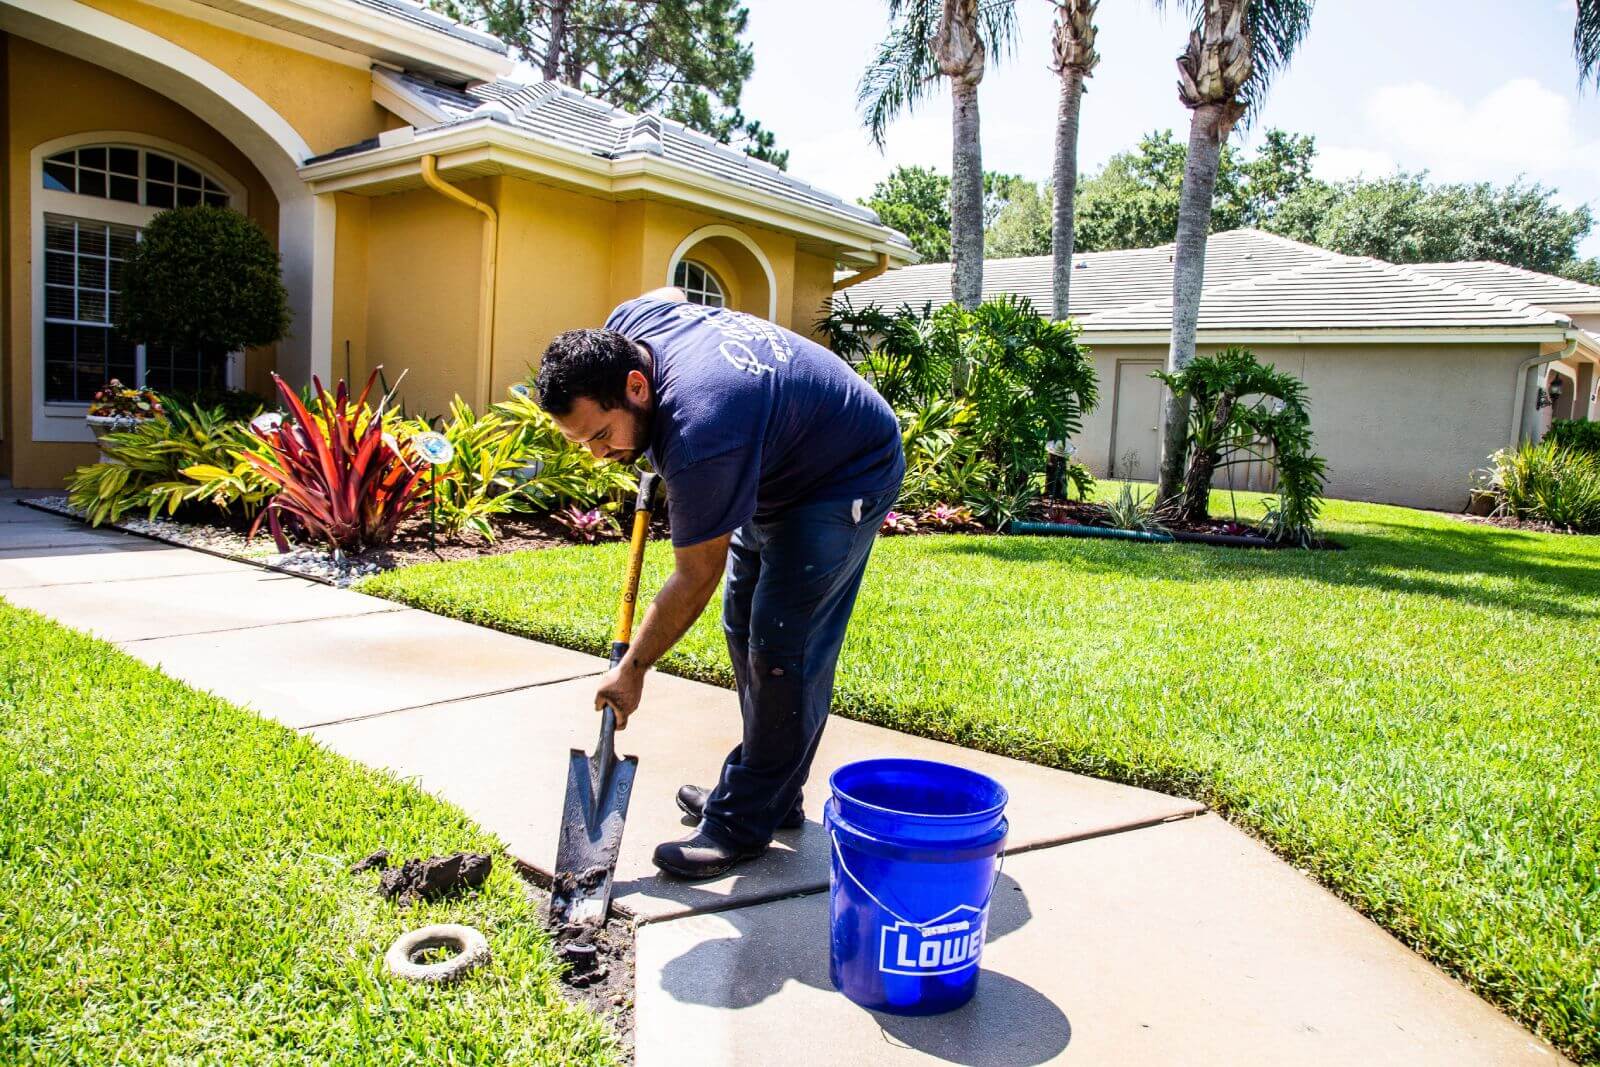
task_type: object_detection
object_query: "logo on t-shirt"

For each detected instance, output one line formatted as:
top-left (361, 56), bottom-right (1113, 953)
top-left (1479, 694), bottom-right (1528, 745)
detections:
top-left (672, 304), bottom-right (794, 376)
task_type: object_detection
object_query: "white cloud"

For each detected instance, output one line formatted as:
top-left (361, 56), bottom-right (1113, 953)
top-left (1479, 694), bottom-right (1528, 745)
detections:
top-left (1313, 145), bottom-right (1397, 181)
top-left (1363, 78), bottom-right (1600, 179)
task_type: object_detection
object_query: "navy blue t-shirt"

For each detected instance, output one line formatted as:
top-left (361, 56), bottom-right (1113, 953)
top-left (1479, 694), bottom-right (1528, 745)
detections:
top-left (604, 297), bottom-right (904, 547)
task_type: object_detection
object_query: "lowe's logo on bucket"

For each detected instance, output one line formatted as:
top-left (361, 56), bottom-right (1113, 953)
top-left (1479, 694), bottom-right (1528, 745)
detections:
top-left (879, 904), bottom-right (988, 977)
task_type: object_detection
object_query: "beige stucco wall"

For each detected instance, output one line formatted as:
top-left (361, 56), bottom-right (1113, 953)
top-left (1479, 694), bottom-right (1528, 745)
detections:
top-left (793, 251), bottom-right (836, 342)
top-left (3, 34), bottom-right (279, 487)
top-left (1075, 341), bottom-right (1542, 512)
top-left (339, 173), bottom-right (817, 417)
top-left (76, 0), bottom-right (387, 159)
top-left (3, 0), bottom-right (862, 481)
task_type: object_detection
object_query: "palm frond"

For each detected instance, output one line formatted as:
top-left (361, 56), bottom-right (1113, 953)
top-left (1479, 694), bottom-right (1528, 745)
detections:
top-left (978, 0), bottom-right (1021, 65)
top-left (1579, 0), bottom-right (1600, 90)
top-left (1237, 0), bottom-right (1314, 121)
top-left (857, 0), bottom-right (1018, 146)
top-left (857, 10), bottom-right (941, 147)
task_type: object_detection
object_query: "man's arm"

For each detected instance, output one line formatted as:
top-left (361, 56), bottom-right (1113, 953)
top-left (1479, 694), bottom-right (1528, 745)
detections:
top-left (594, 532), bottom-right (731, 728)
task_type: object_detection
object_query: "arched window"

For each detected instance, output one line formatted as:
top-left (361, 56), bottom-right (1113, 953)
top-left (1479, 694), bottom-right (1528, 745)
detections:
top-left (42, 146), bottom-right (231, 209)
top-left (673, 259), bottom-right (726, 308)
top-left (36, 143), bottom-right (237, 407)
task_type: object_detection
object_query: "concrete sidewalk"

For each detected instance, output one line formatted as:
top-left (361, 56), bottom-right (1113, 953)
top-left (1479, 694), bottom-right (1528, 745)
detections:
top-left (0, 494), bottom-right (1566, 1065)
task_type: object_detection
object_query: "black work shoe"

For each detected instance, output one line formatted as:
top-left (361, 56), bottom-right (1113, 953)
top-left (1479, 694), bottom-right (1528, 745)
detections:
top-left (652, 831), bottom-right (767, 880)
top-left (676, 784), bottom-right (805, 830)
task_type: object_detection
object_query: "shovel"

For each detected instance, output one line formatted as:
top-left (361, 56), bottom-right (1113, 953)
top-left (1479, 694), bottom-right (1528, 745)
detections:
top-left (548, 471), bottom-right (661, 934)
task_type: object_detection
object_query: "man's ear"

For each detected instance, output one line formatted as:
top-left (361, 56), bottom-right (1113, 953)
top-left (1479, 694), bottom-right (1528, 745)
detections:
top-left (626, 368), bottom-right (651, 404)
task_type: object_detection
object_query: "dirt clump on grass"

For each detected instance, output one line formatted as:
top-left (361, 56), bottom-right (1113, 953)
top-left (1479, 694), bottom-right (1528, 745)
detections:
top-left (350, 849), bottom-right (493, 906)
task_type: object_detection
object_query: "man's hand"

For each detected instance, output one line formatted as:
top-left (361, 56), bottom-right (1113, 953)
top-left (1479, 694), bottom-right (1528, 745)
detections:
top-left (591, 532), bottom-right (731, 730)
top-left (594, 659), bottom-right (646, 730)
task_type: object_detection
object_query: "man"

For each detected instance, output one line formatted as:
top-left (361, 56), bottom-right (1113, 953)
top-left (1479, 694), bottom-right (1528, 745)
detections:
top-left (534, 286), bottom-right (904, 880)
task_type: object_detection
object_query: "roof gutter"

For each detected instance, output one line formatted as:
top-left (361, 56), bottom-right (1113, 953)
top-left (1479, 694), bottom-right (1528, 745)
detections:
top-left (832, 253), bottom-right (891, 292)
top-left (1510, 334), bottom-right (1577, 447)
top-left (420, 154), bottom-right (498, 411)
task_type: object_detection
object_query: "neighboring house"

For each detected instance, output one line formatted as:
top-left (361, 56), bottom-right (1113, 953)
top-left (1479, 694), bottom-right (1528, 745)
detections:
top-left (844, 229), bottom-right (1600, 511)
top-left (0, 0), bottom-right (913, 487)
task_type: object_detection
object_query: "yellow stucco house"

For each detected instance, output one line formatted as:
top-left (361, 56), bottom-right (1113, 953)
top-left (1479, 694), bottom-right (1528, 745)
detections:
top-left (0, 0), bottom-right (913, 487)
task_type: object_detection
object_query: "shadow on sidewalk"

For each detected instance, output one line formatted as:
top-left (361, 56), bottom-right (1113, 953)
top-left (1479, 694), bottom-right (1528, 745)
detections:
top-left (653, 869), bottom-right (1073, 1065)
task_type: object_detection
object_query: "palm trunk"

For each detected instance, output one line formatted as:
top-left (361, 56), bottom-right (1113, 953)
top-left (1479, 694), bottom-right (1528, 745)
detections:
top-left (1157, 102), bottom-right (1229, 505)
top-left (1050, 67), bottom-right (1084, 321)
top-left (1181, 392), bottom-right (1233, 521)
top-left (949, 77), bottom-right (984, 310)
top-left (542, 0), bottom-right (571, 82)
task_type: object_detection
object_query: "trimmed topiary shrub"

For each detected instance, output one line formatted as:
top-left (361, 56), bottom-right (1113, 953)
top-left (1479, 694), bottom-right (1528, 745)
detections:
top-left (116, 206), bottom-right (289, 375)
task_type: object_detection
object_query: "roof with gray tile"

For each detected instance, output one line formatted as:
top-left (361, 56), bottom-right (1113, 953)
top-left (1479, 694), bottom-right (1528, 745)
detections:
top-left (1079, 255), bottom-right (1570, 333)
top-left (1406, 261), bottom-right (1600, 312)
top-left (369, 73), bottom-right (910, 248)
top-left (841, 229), bottom-right (1336, 317)
top-left (841, 229), bottom-right (1574, 335)
top-left (348, 0), bottom-right (505, 53)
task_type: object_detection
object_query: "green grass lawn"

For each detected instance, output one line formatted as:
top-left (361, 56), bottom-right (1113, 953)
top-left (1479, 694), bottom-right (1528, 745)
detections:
top-left (0, 603), bottom-right (616, 1065)
top-left (361, 492), bottom-right (1600, 1062)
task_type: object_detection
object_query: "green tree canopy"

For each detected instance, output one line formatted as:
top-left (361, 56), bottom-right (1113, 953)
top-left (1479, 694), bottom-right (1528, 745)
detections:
top-left (984, 176), bottom-right (1052, 257)
top-left (863, 166), bottom-right (1054, 261)
top-left (1072, 128), bottom-right (1315, 251)
top-left (863, 164), bottom-right (951, 262)
top-left (1266, 174), bottom-right (1599, 282)
top-left (866, 131), bottom-right (1600, 282)
top-left (432, 0), bottom-right (787, 168)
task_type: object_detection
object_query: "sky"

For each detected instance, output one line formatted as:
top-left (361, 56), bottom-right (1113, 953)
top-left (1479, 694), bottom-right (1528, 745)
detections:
top-left (736, 0), bottom-right (1600, 257)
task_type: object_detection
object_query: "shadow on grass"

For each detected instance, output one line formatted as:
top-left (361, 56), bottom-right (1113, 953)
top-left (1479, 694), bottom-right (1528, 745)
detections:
top-left (914, 521), bottom-right (1600, 621)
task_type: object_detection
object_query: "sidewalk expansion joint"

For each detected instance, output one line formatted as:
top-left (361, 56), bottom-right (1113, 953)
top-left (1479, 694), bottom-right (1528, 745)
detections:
top-left (627, 809), bottom-right (1210, 929)
top-left (115, 607), bottom-right (407, 645)
top-left (2, 567), bottom-right (260, 590)
top-left (300, 669), bottom-right (610, 731)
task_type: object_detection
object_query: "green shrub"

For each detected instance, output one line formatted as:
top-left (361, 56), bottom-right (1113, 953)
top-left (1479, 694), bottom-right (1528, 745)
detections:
top-left (67, 398), bottom-right (272, 525)
top-left (821, 296), bottom-right (1099, 523)
top-left (117, 207), bottom-right (289, 367)
top-left (410, 392), bottom-right (636, 543)
top-left (159, 385), bottom-right (268, 422)
top-left (1154, 347), bottom-right (1327, 545)
top-left (494, 390), bottom-right (639, 514)
top-left (1545, 418), bottom-right (1600, 453)
top-left (1102, 480), bottom-right (1166, 533)
top-left (1481, 441), bottom-right (1600, 531)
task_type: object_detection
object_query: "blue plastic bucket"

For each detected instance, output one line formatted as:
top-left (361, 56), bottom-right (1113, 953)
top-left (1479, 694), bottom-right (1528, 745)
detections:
top-left (826, 758), bottom-right (1009, 1015)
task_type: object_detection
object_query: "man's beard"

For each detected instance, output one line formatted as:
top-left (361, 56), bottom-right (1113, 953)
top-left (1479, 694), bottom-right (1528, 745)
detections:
top-left (615, 397), bottom-right (653, 464)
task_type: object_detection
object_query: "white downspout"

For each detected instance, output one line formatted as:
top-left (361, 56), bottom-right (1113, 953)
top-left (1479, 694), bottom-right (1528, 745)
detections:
top-left (1510, 335), bottom-right (1576, 446)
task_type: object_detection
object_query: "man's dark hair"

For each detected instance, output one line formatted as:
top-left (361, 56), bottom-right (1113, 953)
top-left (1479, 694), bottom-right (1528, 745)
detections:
top-left (535, 328), bottom-right (648, 416)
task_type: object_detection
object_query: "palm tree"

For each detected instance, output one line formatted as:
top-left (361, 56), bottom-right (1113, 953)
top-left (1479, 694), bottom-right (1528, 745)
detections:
top-left (1578, 0), bottom-right (1600, 88)
top-left (1050, 0), bottom-right (1099, 321)
top-left (1153, 0), bottom-right (1314, 507)
top-left (860, 0), bottom-right (1018, 309)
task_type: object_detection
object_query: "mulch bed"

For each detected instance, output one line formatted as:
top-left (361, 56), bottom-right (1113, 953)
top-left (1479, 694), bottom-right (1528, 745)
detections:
top-left (1452, 512), bottom-right (1597, 536)
top-left (364, 512), bottom-right (604, 568)
top-left (1032, 498), bottom-right (1259, 539)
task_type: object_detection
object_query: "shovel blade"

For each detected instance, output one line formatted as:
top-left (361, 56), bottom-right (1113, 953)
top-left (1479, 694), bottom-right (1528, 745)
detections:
top-left (549, 746), bottom-right (638, 929)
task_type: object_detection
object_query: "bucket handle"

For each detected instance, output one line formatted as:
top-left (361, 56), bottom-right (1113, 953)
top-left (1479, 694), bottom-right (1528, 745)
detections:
top-left (828, 825), bottom-right (1006, 931)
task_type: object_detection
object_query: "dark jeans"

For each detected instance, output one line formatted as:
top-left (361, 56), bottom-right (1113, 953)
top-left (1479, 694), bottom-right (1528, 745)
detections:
top-left (699, 487), bottom-right (899, 850)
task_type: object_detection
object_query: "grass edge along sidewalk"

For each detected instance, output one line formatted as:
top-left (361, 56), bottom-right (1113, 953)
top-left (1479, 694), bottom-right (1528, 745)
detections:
top-left (0, 601), bottom-right (617, 1066)
top-left (359, 493), bottom-right (1600, 1064)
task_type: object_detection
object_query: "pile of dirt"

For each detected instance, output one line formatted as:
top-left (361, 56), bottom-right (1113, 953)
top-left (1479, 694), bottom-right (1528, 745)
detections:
top-left (351, 849), bottom-right (492, 905)
top-left (515, 861), bottom-right (636, 1058)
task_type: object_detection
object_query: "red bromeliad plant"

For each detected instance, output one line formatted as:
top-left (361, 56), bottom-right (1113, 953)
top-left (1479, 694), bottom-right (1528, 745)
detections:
top-left (245, 370), bottom-right (428, 553)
